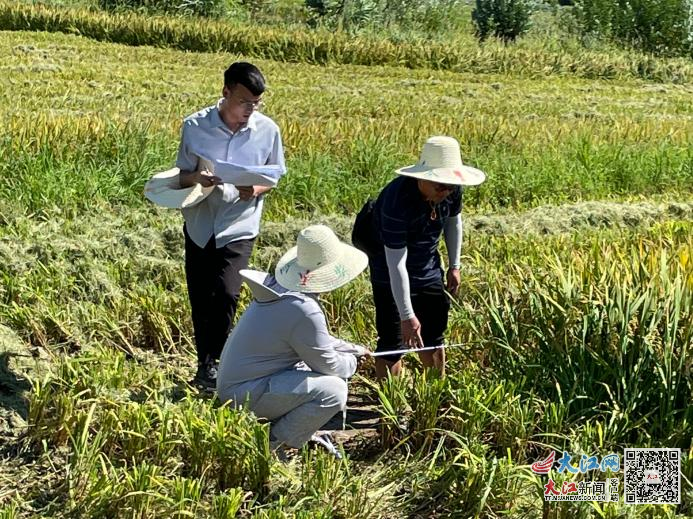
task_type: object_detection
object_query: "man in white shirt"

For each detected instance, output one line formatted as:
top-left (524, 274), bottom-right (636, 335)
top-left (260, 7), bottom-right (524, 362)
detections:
top-left (176, 62), bottom-right (286, 389)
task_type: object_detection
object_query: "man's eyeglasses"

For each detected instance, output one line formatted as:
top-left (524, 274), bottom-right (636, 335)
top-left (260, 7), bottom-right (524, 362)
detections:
top-left (235, 97), bottom-right (263, 111)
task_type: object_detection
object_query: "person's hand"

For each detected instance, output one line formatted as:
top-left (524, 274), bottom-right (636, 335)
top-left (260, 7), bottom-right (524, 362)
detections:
top-left (446, 267), bottom-right (461, 296)
top-left (237, 185), bottom-right (272, 201)
top-left (179, 169), bottom-right (222, 188)
top-left (197, 170), bottom-right (223, 187)
top-left (401, 316), bottom-right (424, 349)
top-left (352, 345), bottom-right (371, 357)
top-left (353, 346), bottom-right (371, 369)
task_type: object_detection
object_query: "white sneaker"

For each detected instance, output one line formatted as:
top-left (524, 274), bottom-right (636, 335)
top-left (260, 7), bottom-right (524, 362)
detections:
top-left (310, 432), bottom-right (342, 459)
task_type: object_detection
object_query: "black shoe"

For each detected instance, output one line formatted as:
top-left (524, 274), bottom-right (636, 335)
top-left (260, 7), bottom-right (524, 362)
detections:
top-left (192, 358), bottom-right (218, 391)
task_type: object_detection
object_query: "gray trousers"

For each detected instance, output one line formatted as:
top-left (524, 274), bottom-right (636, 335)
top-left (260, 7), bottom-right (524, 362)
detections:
top-left (223, 370), bottom-right (348, 448)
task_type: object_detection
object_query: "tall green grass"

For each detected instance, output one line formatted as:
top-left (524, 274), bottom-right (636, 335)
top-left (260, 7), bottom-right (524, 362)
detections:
top-left (5, 204), bottom-right (691, 461)
top-left (476, 224), bottom-right (692, 446)
top-left (1, 2), bottom-right (692, 82)
top-left (18, 347), bottom-right (406, 516)
top-left (3, 193), bottom-right (691, 517)
top-left (4, 118), bottom-right (691, 219)
top-left (2, 32), bottom-right (691, 219)
top-left (1, 16), bottom-right (692, 518)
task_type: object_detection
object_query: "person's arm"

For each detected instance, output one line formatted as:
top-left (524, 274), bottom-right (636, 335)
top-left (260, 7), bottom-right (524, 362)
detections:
top-left (333, 342), bottom-right (371, 357)
top-left (443, 213), bottom-right (462, 269)
top-left (288, 305), bottom-right (357, 379)
top-left (238, 127), bottom-right (287, 200)
top-left (384, 246), bottom-right (415, 320)
top-left (443, 192), bottom-right (463, 295)
top-left (384, 246), bottom-right (423, 348)
top-left (176, 125), bottom-right (221, 188)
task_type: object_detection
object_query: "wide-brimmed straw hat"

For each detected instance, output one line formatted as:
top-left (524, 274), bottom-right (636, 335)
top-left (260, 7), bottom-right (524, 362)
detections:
top-left (396, 136), bottom-right (486, 186)
top-left (275, 225), bottom-right (368, 293)
top-left (144, 159), bottom-right (215, 209)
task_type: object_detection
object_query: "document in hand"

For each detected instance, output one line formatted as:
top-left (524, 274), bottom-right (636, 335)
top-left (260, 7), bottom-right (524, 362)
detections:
top-left (200, 156), bottom-right (283, 187)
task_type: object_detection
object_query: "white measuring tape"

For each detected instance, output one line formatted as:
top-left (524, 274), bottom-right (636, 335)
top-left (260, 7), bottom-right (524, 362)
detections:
top-left (368, 342), bottom-right (467, 358)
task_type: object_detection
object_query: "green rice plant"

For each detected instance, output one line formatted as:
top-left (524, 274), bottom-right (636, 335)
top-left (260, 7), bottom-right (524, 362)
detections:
top-left (372, 372), bottom-right (410, 449)
top-left (107, 461), bottom-right (165, 517)
top-left (481, 385), bottom-right (542, 461)
top-left (1, 30), bottom-right (691, 221)
top-left (537, 399), bottom-right (571, 442)
top-left (408, 369), bottom-right (451, 451)
top-left (2, 107), bottom-right (690, 221)
top-left (64, 402), bottom-right (107, 503)
top-left (261, 448), bottom-right (400, 517)
top-left (477, 223), bottom-right (692, 445)
top-left (251, 509), bottom-right (319, 519)
top-left (0, 502), bottom-right (19, 519)
top-left (174, 399), bottom-right (271, 494)
top-left (22, 349), bottom-right (272, 502)
top-left (402, 438), bottom-right (523, 517)
top-left (28, 375), bottom-right (83, 447)
top-left (318, 276), bottom-right (376, 344)
top-left (296, 449), bottom-right (373, 518)
top-left (211, 489), bottom-right (247, 519)
top-left (74, 456), bottom-right (190, 518)
top-left (102, 401), bottom-right (175, 462)
top-left (11, 219), bottom-right (693, 516)
top-left (440, 372), bottom-right (548, 463)
top-left (168, 475), bottom-right (203, 517)
top-left (440, 371), bottom-right (493, 443)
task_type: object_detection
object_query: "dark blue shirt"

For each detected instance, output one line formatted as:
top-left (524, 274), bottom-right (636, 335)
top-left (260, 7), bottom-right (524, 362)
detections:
top-left (370, 176), bottom-right (462, 288)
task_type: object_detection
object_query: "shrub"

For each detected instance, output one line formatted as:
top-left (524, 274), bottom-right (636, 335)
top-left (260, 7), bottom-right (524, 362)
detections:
top-left (305, 0), bottom-right (465, 33)
top-left (574, 0), bottom-right (693, 57)
top-left (472, 0), bottom-right (533, 42)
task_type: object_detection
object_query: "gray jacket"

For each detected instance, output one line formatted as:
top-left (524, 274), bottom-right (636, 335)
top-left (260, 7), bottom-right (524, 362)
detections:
top-left (216, 273), bottom-right (359, 405)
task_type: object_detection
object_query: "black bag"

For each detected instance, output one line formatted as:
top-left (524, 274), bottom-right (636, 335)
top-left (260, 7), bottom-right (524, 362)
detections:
top-left (352, 198), bottom-right (382, 257)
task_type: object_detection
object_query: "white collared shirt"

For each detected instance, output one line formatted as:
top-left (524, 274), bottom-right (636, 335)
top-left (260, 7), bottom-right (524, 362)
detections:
top-left (176, 99), bottom-right (286, 248)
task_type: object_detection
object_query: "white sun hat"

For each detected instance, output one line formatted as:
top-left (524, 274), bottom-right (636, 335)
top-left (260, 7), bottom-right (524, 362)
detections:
top-left (275, 225), bottom-right (368, 293)
top-left (144, 158), bottom-right (215, 209)
top-left (396, 136), bottom-right (486, 186)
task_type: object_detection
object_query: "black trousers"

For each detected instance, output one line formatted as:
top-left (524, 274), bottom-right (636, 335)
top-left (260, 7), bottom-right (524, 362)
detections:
top-left (371, 280), bottom-right (450, 363)
top-left (184, 226), bottom-right (255, 364)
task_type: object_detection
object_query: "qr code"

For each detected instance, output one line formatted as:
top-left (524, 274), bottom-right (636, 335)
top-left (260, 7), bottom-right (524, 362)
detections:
top-left (624, 448), bottom-right (680, 504)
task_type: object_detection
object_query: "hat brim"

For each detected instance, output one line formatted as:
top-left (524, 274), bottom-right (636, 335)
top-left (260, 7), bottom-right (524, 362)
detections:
top-left (275, 243), bottom-right (368, 293)
top-left (144, 168), bottom-right (215, 209)
top-left (240, 269), bottom-right (285, 302)
top-left (396, 164), bottom-right (486, 186)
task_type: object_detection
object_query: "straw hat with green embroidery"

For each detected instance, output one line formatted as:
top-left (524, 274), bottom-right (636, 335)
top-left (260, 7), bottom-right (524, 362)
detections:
top-left (275, 225), bottom-right (368, 293)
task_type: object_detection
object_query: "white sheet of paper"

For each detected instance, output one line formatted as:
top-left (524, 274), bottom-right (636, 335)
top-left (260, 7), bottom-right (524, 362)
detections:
top-left (199, 156), bottom-right (282, 187)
